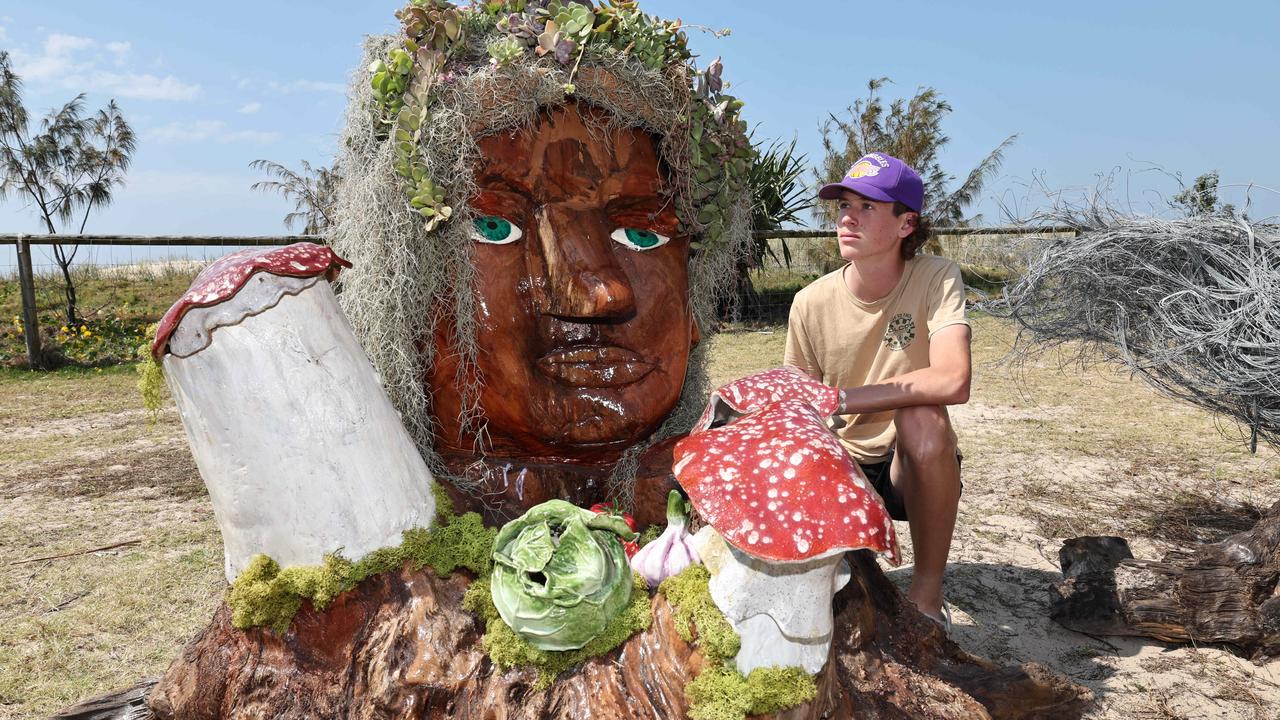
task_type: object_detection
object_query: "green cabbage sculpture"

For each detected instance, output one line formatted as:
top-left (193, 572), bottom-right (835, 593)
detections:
top-left (491, 499), bottom-right (637, 651)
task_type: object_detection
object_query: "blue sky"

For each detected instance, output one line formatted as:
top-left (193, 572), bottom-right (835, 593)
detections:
top-left (1, 0), bottom-right (1277, 254)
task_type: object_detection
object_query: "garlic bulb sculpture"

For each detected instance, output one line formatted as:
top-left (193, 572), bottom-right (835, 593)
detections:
top-left (631, 490), bottom-right (701, 588)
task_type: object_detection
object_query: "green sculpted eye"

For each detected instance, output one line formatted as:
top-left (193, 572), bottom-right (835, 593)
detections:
top-left (610, 227), bottom-right (670, 251)
top-left (471, 215), bottom-right (523, 244)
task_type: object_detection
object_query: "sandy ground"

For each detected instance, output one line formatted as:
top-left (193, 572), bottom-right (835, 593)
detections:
top-left (899, 399), bottom-right (1280, 720)
top-left (4, 320), bottom-right (1280, 718)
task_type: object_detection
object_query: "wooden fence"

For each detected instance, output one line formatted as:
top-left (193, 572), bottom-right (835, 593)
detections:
top-left (1, 226), bottom-right (1077, 368)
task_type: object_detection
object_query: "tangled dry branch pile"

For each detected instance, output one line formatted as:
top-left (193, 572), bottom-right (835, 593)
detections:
top-left (986, 208), bottom-right (1280, 451)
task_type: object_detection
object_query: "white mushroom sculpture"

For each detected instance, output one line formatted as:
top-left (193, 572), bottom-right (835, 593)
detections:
top-left (673, 367), bottom-right (900, 676)
top-left (152, 243), bottom-right (436, 581)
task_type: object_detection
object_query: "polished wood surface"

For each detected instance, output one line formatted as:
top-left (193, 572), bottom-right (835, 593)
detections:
top-left (427, 102), bottom-right (696, 519)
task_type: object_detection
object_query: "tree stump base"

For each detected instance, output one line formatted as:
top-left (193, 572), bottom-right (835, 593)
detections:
top-left (118, 551), bottom-right (1089, 720)
top-left (1051, 501), bottom-right (1280, 659)
top-left (56, 553), bottom-right (1089, 719)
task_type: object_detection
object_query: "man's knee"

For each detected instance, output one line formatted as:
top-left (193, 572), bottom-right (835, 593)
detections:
top-left (894, 405), bottom-right (956, 465)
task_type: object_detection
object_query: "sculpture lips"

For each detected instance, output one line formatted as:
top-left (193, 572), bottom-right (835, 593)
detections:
top-left (536, 346), bottom-right (654, 388)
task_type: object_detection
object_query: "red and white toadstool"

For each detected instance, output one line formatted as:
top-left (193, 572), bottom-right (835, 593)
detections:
top-left (693, 364), bottom-right (840, 432)
top-left (673, 368), bottom-right (900, 675)
top-left (155, 243), bottom-right (437, 582)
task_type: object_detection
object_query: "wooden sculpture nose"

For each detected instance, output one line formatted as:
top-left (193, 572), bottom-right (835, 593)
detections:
top-left (534, 204), bottom-right (636, 320)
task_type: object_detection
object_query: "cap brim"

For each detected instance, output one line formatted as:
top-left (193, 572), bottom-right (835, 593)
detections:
top-left (817, 179), bottom-right (896, 204)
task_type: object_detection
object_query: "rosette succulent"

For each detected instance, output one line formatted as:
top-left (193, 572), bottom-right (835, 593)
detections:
top-left (491, 499), bottom-right (638, 651)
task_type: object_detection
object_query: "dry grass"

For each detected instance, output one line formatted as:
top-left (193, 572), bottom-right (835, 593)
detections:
top-left (2, 313), bottom-right (1280, 718)
top-left (0, 365), bottom-right (222, 718)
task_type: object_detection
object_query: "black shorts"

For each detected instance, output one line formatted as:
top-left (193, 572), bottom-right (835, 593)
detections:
top-left (858, 449), bottom-right (963, 522)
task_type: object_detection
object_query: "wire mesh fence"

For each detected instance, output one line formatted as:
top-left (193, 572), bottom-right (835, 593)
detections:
top-left (0, 227), bottom-right (1075, 368)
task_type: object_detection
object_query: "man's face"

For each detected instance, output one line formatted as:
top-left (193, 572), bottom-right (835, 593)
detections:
top-left (833, 190), bottom-right (915, 263)
top-left (426, 103), bottom-right (695, 463)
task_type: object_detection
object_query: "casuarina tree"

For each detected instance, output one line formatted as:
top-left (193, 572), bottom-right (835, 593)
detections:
top-left (815, 77), bottom-right (1016, 232)
top-left (1172, 171), bottom-right (1236, 218)
top-left (250, 159), bottom-right (340, 235)
top-left (0, 51), bottom-right (136, 328)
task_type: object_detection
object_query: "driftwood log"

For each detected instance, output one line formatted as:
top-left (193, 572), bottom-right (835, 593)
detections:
top-left (1051, 501), bottom-right (1280, 659)
top-left (56, 552), bottom-right (1089, 720)
top-left (51, 678), bottom-right (157, 720)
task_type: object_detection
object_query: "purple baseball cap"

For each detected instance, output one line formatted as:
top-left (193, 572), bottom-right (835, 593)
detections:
top-left (818, 152), bottom-right (924, 212)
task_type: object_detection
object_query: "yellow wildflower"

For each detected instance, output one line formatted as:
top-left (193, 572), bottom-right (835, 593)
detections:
top-left (61, 326), bottom-right (70, 333)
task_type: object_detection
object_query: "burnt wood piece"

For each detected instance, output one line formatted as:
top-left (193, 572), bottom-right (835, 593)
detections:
top-left (136, 554), bottom-right (1088, 720)
top-left (1051, 501), bottom-right (1280, 659)
top-left (49, 678), bottom-right (157, 720)
top-left (1049, 536), bottom-right (1136, 636)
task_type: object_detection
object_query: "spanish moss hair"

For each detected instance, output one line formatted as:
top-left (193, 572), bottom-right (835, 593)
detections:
top-left (328, 33), bottom-right (751, 505)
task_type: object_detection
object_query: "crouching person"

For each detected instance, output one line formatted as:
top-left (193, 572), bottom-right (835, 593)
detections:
top-left (784, 152), bottom-right (970, 628)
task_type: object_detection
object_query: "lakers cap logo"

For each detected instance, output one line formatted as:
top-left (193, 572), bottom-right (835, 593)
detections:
top-left (846, 153), bottom-right (891, 180)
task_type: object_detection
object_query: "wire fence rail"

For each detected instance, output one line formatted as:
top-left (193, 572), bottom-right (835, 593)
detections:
top-left (2, 226), bottom-right (1079, 369)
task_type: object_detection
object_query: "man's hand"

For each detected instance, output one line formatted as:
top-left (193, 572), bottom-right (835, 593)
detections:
top-left (835, 324), bottom-right (972, 414)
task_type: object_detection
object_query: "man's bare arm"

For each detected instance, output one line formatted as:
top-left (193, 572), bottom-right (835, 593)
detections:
top-left (835, 324), bottom-right (971, 414)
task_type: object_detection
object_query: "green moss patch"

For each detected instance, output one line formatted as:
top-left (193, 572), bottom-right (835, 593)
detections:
top-left (659, 565), bottom-right (815, 719)
top-left (226, 509), bottom-right (496, 633)
top-left (135, 322), bottom-right (165, 419)
top-left (658, 564), bottom-right (739, 661)
top-left (463, 573), bottom-right (652, 690)
top-left (636, 523), bottom-right (664, 548)
top-left (686, 664), bottom-right (817, 720)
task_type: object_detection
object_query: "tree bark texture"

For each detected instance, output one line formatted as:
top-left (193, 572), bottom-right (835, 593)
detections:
top-left (1051, 501), bottom-right (1280, 659)
top-left (138, 552), bottom-right (1088, 720)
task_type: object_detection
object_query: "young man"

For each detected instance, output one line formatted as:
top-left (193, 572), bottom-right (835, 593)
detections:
top-left (784, 152), bottom-right (971, 626)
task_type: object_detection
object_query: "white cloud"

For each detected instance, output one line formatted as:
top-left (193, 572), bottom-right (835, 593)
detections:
top-left (148, 120), bottom-right (279, 145)
top-left (0, 26), bottom-right (7, 42)
top-left (105, 41), bottom-right (131, 65)
top-left (45, 33), bottom-right (95, 57)
top-left (284, 79), bottom-right (345, 94)
top-left (222, 129), bottom-right (280, 144)
top-left (86, 71), bottom-right (200, 101)
top-left (125, 170), bottom-right (259, 196)
top-left (238, 78), bottom-right (346, 95)
top-left (9, 31), bottom-right (199, 101)
top-left (238, 102), bottom-right (261, 114)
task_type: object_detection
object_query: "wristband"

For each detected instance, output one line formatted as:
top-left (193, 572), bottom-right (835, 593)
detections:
top-left (838, 387), bottom-right (847, 414)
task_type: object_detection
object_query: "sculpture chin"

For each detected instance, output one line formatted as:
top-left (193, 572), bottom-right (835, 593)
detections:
top-left (542, 397), bottom-right (665, 447)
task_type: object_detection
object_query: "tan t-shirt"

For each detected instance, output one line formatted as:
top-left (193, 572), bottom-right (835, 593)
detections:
top-left (783, 255), bottom-right (968, 462)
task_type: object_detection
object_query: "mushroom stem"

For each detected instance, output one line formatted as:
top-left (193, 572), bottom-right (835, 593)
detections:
top-left (163, 277), bottom-right (436, 582)
top-left (694, 527), bottom-right (851, 676)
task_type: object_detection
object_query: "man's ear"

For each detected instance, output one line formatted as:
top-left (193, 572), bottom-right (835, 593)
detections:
top-left (899, 212), bottom-right (918, 239)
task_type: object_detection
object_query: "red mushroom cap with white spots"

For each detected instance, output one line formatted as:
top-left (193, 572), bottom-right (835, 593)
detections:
top-left (152, 243), bottom-right (351, 359)
top-left (694, 366), bottom-right (840, 431)
top-left (675, 398), bottom-right (900, 565)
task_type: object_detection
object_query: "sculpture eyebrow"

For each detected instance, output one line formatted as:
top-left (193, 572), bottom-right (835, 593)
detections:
top-left (476, 173), bottom-right (533, 198)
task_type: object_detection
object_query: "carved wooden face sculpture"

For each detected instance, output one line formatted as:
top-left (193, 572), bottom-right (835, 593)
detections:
top-left (427, 102), bottom-right (696, 463)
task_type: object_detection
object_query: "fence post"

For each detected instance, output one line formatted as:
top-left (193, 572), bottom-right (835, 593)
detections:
top-left (15, 234), bottom-right (44, 369)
